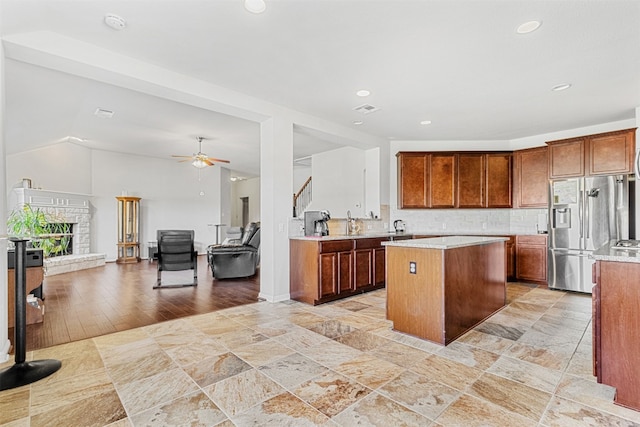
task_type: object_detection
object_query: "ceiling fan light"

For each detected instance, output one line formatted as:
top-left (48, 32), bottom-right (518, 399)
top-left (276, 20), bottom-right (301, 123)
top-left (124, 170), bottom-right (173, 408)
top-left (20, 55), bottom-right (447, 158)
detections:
top-left (244, 0), bottom-right (266, 14)
top-left (192, 159), bottom-right (208, 168)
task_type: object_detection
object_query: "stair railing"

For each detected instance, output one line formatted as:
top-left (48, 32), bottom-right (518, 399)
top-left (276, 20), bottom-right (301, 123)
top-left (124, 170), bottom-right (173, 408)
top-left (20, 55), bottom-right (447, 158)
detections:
top-left (293, 176), bottom-right (312, 217)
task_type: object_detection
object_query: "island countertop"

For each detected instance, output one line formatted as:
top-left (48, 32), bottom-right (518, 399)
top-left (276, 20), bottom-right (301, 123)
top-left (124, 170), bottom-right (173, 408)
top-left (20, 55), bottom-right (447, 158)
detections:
top-left (592, 240), bottom-right (640, 264)
top-left (382, 235), bottom-right (509, 250)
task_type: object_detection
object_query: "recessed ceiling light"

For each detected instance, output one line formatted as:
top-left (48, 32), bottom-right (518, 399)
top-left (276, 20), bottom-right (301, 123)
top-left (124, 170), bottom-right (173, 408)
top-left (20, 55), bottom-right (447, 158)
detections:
top-left (420, 120), bottom-right (432, 125)
top-left (516, 20), bottom-right (541, 34)
top-left (244, 0), bottom-right (266, 14)
top-left (104, 13), bottom-right (127, 31)
top-left (552, 83), bottom-right (572, 91)
top-left (353, 120), bottom-right (364, 125)
top-left (356, 90), bottom-right (370, 97)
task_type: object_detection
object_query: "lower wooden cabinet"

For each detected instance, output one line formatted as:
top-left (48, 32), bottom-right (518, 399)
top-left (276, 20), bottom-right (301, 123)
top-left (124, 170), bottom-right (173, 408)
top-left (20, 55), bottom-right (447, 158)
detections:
top-left (291, 237), bottom-right (387, 305)
top-left (505, 236), bottom-right (516, 281)
top-left (515, 235), bottom-right (548, 285)
top-left (592, 260), bottom-right (640, 411)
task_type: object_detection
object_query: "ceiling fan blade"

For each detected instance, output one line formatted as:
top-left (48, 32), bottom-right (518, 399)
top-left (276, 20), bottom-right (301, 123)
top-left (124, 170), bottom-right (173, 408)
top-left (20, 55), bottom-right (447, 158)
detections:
top-left (203, 159), bottom-right (215, 166)
top-left (177, 158), bottom-right (193, 163)
top-left (206, 157), bottom-right (230, 163)
top-left (172, 155), bottom-right (193, 158)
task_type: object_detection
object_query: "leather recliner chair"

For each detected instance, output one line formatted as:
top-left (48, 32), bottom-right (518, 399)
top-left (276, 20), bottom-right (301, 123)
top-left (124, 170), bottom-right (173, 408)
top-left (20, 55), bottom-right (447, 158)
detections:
top-left (207, 223), bottom-right (260, 279)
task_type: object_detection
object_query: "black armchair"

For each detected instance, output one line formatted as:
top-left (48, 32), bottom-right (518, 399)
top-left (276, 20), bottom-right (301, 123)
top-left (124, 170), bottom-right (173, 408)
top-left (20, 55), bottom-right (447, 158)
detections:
top-left (207, 223), bottom-right (260, 279)
top-left (154, 230), bottom-right (198, 289)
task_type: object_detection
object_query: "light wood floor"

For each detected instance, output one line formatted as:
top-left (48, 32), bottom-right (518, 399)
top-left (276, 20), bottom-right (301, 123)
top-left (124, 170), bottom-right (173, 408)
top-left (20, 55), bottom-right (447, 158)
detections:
top-left (8, 255), bottom-right (260, 351)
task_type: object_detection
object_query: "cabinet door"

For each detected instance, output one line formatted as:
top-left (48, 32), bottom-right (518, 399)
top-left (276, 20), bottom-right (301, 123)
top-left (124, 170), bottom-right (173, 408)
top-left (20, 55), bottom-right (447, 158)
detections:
top-left (486, 153), bottom-right (512, 208)
top-left (354, 249), bottom-right (373, 289)
top-left (373, 247), bottom-right (386, 286)
top-left (548, 139), bottom-right (585, 178)
top-left (319, 253), bottom-right (338, 298)
top-left (457, 154), bottom-right (485, 208)
top-left (430, 154), bottom-right (456, 208)
top-left (398, 153), bottom-right (429, 208)
top-left (515, 147), bottom-right (548, 208)
top-left (588, 130), bottom-right (635, 175)
top-left (515, 236), bottom-right (548, 283)
top-left (338, 251), bottom-right (354, 293)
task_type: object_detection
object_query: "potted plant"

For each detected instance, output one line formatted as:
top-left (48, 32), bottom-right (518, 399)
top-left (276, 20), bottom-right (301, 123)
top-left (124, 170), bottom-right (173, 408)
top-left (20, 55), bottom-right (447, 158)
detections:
top-left (7, 204), bottom-right (72, 257)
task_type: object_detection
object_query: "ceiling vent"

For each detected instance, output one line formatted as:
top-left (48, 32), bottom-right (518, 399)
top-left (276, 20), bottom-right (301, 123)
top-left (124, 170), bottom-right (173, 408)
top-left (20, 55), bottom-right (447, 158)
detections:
top-left (94, 108), bottom-right (114, 119)
top-left (353, 104), bottom-right (380, 115)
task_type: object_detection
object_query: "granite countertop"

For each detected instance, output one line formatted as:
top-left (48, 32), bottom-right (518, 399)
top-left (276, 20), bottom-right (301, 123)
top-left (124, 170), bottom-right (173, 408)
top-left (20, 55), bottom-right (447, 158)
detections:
top-left (592, 240), bottom-right (640, 264)
top-left (382, 235), bottom-right (509, 249)
top-left (289, 232), bottom-right (409, 241)
top-left (290, 231), bottom-right (544, 241)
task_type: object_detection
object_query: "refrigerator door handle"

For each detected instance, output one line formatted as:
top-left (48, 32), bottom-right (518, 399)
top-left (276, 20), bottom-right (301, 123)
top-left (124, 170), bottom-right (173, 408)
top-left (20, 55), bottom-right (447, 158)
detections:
top-left (586, 190), bottom-right (591, 239)
top-left (635, 149), bottom-right (640, 180)
top-left (578, 190), bottom-right (584, 239)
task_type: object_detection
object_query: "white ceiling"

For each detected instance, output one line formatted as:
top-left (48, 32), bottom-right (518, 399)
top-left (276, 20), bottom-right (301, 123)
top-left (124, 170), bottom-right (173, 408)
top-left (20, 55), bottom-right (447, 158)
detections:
top-left (2, 0), bottom-right (640, 177)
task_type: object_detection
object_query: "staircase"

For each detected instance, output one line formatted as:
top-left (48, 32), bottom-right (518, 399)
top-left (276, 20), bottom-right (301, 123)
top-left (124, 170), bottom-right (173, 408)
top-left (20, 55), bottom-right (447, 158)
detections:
top-left (293, 176), bottom-right (312, 217)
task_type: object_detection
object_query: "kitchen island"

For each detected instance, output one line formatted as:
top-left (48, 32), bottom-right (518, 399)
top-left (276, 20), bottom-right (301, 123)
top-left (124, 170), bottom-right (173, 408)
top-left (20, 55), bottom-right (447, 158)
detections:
top-left (591, 241), bottom-right (640, 412)
top-left (384, 236), bottom-right (507, 345)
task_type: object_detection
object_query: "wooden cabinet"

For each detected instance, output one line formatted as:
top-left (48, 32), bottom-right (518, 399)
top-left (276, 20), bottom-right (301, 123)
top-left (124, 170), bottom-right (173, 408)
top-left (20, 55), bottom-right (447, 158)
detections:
top-left (588, 129), bottom-right (635, 175)
top-left (430, 153), bottom-right (457, 208)
top-left (514, 146), bottom-right (549, 208)
top-left (592, 260), bottom-right (640, 411)
top-left (318, 240), bottom-right (353, 298)
top-left (398, 152), bottom-right (429, 208)
top-left (7, 266), bottom-right (45, 328)
top-left (515, 234), bottom-right (547, 285)
top-left (116, 196), bottom-right (141, 263)
top-left (398, 151), bottom-right (512, 209)
top-left (457, 154), bottom-right (485, 208)
top-left (486, 153), bottom-right (512, 208)
top-left (290, 237), bottom-right (387, 305)
top-left (547, 128), bottom-right (636, 178)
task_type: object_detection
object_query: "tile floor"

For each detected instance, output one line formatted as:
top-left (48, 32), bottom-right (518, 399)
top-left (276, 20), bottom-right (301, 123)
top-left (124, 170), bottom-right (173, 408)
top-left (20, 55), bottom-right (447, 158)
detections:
top-left (2, 283), bottom-right (640, 426)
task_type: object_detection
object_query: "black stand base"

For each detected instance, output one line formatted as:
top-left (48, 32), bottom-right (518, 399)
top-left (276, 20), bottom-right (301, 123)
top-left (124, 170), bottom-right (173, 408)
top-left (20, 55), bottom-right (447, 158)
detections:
top-left (0, 359), bottom-right (62, 391)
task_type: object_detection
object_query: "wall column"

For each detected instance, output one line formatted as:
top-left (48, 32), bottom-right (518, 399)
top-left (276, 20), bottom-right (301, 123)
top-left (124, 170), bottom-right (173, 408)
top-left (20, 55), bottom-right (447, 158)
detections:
top-left (259, 117), bottom-right (293, 302)
top-left (0, 2), bottom-right (11, 361)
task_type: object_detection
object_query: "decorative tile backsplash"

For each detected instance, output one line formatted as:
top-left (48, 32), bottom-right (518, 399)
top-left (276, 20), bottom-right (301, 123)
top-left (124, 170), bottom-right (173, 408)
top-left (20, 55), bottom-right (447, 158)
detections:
top-left (390, 208), bottom-right (548, 235)
top-left (290, 207), bottom-right (548, 237)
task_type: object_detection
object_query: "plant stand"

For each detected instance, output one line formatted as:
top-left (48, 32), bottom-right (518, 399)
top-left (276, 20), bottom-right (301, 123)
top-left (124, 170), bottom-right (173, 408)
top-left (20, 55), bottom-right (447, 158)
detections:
top-left (0, 239), bottom-right (61, 391)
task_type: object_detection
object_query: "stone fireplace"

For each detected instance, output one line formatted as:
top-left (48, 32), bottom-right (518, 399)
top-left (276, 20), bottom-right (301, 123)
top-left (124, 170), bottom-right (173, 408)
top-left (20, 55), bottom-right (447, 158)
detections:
top-left (11, 188), bottom-right (105, 275)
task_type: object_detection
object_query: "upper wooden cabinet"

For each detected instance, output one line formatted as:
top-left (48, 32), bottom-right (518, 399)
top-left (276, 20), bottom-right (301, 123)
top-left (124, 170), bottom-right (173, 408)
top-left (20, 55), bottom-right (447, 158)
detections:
top-left (514, 146), bottom-right (548, 208)
top-left (547, 128), bottom-right (636, 178)
top-left (398, 151), bottom-right (512, 209)
top-left (398, 152), bottom-right (429, 208)
top-left (457, 154), bottom-right (485, 208)
top-left (485, 153), bottom-right (512, 208)
top-left (430, 153), bottom-right (457, 208)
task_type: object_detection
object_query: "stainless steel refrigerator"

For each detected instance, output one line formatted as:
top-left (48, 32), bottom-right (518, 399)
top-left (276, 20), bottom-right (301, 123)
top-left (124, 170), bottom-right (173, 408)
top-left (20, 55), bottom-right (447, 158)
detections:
top-left (548, 175), bottom-right (632, 293)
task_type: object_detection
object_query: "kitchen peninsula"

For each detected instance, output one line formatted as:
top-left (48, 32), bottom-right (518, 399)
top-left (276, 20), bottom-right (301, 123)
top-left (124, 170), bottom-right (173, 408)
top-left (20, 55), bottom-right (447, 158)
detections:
top-left (384, 236), bottom-right (507, 345)
top-left (591, 242), bottom-right (640, 412)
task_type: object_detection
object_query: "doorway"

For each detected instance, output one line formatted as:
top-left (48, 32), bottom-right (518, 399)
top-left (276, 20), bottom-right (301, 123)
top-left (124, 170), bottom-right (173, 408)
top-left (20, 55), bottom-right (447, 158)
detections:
top-left (241, 197), bottom-right (249, 227)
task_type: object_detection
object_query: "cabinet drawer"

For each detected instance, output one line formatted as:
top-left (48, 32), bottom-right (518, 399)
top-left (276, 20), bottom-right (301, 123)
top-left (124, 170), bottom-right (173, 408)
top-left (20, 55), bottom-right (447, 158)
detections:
top-left (319, 240), bottom-right (353, 253)
top-left (354, 238), bottom-right (387, 250)
top-left (516, 235), bottom-right (547, 246)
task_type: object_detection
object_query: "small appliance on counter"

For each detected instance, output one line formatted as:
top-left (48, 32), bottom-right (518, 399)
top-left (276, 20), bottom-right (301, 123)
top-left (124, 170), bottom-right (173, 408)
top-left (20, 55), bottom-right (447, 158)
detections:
top-left (304, 210), bottom-right (331, 237)
top-left (393, 220), bottom-right (406, 233)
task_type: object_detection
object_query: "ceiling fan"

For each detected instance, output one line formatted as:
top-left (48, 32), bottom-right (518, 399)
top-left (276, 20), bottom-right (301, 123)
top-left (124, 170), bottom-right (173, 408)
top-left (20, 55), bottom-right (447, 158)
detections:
top-left (172, 136), bottom-right (230, 168)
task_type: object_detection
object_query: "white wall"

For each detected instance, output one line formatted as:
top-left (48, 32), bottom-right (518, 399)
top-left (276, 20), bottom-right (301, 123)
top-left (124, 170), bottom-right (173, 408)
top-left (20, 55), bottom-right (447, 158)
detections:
top-left (311, 146), bottom-right (366, 218)
top-left (293, 165), bottom-right (311, 192)
top-left (91, 149), bottom-right (226, 259)
top-left (230, 177), bottom-right (260, 228)
top-left (6, 141), bottom-right (92, 195)
top-left (0, 17), bottom-right (10, 362)
top-left (365, 148), bottom-right (381, 218)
